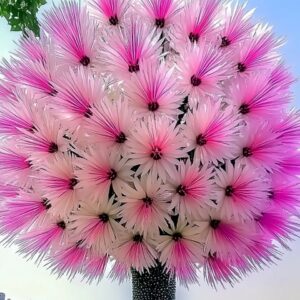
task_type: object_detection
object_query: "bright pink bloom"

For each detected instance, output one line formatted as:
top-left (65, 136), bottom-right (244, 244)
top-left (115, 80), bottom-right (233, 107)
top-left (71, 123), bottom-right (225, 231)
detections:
top-left (42, 1), bottom-right (97, 67)
top-left (168, 160), bottom-right (214, 220)
top-left (127, 117), bottom-right (186, 181)
top-left (89, 0), bottom-right (129, 26)
top-left (218, 2), bottom-right (254, 48)
top-left (69, 197), bottom-right (123, 253)
top-left (76, 148), bottom-right (132, 199)
top-left (177, 44), bottom-right (229, 99)
top-left (126, 61), bottom-right (182, 118)
top-left (276, 151), bottom-right (300, 176)
top-left (119, 175), bottom-right (171, 236)
top-left (112, 230), bottom-right (158, 273)
top-left (157, 219), bottom-right (203, 284)
top-left (100, 18), bottom-right (161, 79)
top-left (215, 162), bottom-right (268, 221)
top-left (184, 101), bottom-right (240, 163)
top-left (139, 0), bottom-right (182, 30)
top-left (172, 0), bottom-right (220, 47)
top-left (235, 28), bottom-right (283, 73)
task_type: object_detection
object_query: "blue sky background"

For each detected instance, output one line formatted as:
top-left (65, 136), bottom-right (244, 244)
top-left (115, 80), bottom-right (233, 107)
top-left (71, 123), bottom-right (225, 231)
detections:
top-left (0, 1), bottom-right (300, 299)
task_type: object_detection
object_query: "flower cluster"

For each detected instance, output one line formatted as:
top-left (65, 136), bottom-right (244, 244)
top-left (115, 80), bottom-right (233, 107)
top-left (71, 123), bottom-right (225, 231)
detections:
top-left (0, 0), bottom-right (299, 288)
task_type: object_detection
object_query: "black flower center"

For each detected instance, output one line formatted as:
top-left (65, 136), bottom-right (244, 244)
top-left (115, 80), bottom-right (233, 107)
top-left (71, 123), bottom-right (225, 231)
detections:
top-left (237, 62), bottom-right (247, 72)
top-left (210, 219), bottom-right (220, 229)
top-left (128, 63), bottom-right (140, 73)
top-left (69, 178), bottom-right (78, 189)
top-left (115, 131), bottom-right (127, 143)
top-left (220, 36), bottom-right (231, 47)
top-left (155, 18), bottom-right (165, 28)
top-left (84, 107), bottom-right (93, 118)
top-left (142, 196), bottom-right (153, 207)
top-left (109, 15), bottom-right (119, 25)
top-left (239, 103), bottom-right (250, 114)
top-left (42, 198), bottom-right (51, 210)
top-left (80, 56), bottom-right (91, 66)
top-left (189, 32), bottom-right (199, 43)
top-left (196, 134), bottom-right (207, 146)
top-left (99, 213), bottom-right (109, 223)
top-left (268, 190), bottom-right (275, 199)
top-left (49, 88), bottom-right (58, 96)
top-left (150, 146), bottom-right (162, 160)
top-left (176, 184), bottom-right (186, 196)
top-left (57, 221), bottom-right (66, 229)
top-left (172, 232), bottom-right (183, 242)
top-left (242, 147), bottom-right (252, 157)
top-left (225, 185), bottom-right (234, 197)
top-left (133, 234), bottom-right (143, 243)
top-left (191, 75), bottom-right (202, 86)
top-left (48, 142), bottom-right (58, 153)
top-left (148, 102), bottom-right (159, 112)
top-left (108, 169), bottom-right (117, 180)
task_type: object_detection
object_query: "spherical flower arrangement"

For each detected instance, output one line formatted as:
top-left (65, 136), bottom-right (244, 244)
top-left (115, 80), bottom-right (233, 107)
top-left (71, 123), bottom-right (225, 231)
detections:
top-left (0, 0), bottom-right (299, 298)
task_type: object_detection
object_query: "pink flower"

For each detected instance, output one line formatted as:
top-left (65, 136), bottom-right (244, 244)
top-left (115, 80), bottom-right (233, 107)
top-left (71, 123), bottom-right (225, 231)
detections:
top-left (235, 28), bottom-right (283, 73)
top-left (85, 98), bottom-right (133, 153)
top-left (0, 183), bottom-right (19, 199)
top-left (126, 61), bottom-right (182, 118)
top-left (69, 197), bottom-right (124, 253)
top-left (119, 175), bottom-right (171, 236)
top-left (76, 148), bottom-right (132, 199)
top-left (168, 160), bottom-right (215, 220)
top-left (215, 162), bottom-right (268, 221)
top-left (184, 101), bottom-right (240, 163)
top-left (89, 0), bottom-right (129, 26)
top-left (238, 123), bottom-right (283, 172)
top-left (100, 18), bottom-right (161, 80)
top-left (156, 219), bottom-right (203, 284)
top-left (172, 0), bottom-right (220, 48)
top-left (42, 1), bottom-right (97, 67)
top-left (53, 67), bottom-right (104, 123)
top-left (36, 154), bottom-right (80, 217)
top-left (226, 74), bottom-right (290, 122)
top-left (127, 117), bottom-right (186, 181)
top-left (139, 0), bottom-right (182, 30)
top-left (177, 44), bottom-right (229, 99)
top-left (276, 151), bottom-right (300, 176)
top-left (218, 2), bottom-right (254, 48)
top-left (112, 230), bottom-right (158, 273)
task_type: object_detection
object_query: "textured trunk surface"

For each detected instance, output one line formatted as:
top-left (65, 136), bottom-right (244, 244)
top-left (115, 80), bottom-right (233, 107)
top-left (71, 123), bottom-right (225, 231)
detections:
top-left (131, 262), bottom-right (176, 300)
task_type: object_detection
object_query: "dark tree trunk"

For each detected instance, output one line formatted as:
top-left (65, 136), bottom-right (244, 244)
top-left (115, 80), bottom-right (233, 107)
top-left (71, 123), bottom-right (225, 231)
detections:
top-left (131, 262), bottom-right (176, 300)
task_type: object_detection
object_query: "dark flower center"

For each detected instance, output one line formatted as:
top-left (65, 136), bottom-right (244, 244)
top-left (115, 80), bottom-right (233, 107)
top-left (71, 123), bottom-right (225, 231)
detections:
top-left (109, 15), bottom-right (119, 25)
top-left (268, 190), bottom-right (275, 199)
top-left (176, 184), bottom-right (186, 196)
top-left (172, 232), bottom-right (183, 242)
top-left (84, 107), bottom-right (93, 118)
top-left (155, 18), bottom-right (165, 28)
top-left (48, 142), bottom-right (58, 153)
top-left (191, 75), bottom-right (202, 86)
top-left (115, 131), bottom-right (127, 143)
top-left (225, 185), bottom-right (234, 197)
top-left (80, 56), bottom-right (91, 66)
top-left (108, 169), bottom-right (117, 180)
top-left (189, 32), bottom-right (199, 43)
top-left (210, 219), bottom-right (221, 229)
top-left (237, 62), bottom-right (247, 72)
top-left (49, 88), bottom-right (58, 96)
top-left (150, 146), bottom-right (162, 160)
top-left (42, 198), bottom-right (51, 210)
top-left (57, 221), bottom-right (66, 229)
top-left (242, 147), bottom-right (252, 157)
top-left (239, 103), bottom-right (250, 114)
top-left (99, 213), bottom-right (109, 223)
top-left (196, 134), bottom-right (207, 146)
top-left (128, 63), bottom-right (140, 73)
top-left (220, 36), bottom-right (231, 47)
top-left (148, 102), bottom-right (159, 112)
top-left (142, 196), bottom-right (153, 207)
top-left (133, 234), bottom-right (143, 243)
top-left (69, 178), bottom-right (78, 189)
